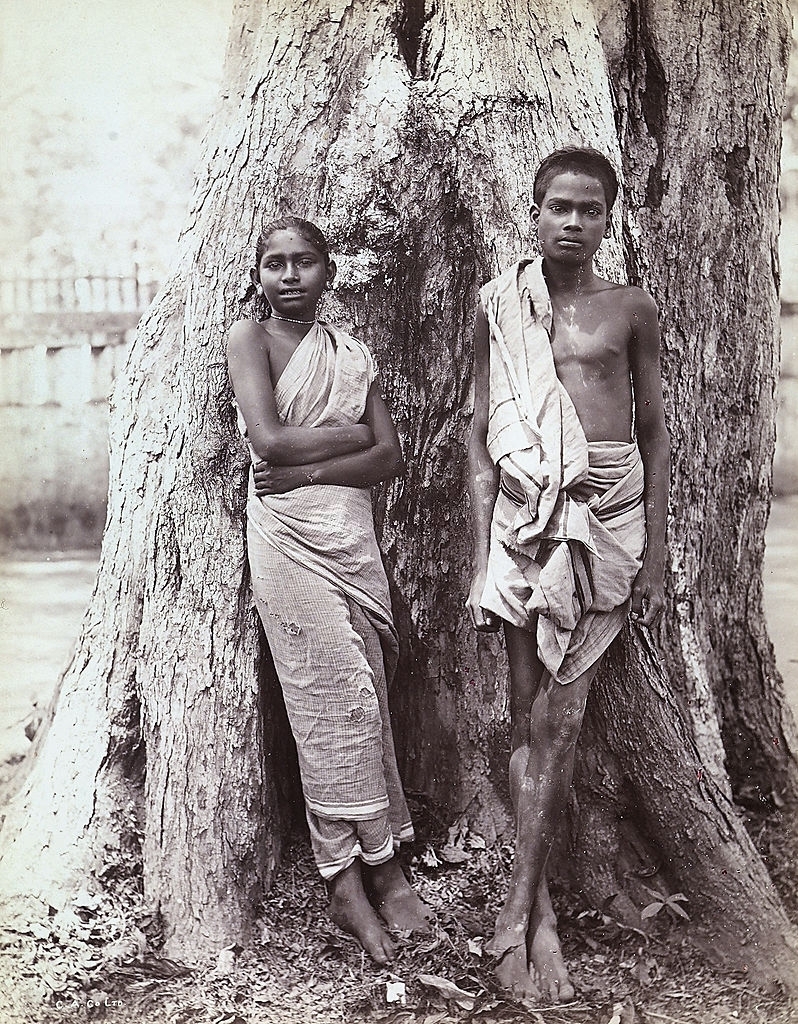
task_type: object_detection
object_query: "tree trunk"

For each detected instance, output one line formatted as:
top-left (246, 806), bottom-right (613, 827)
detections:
top-left (0, 0), bottom-right (796, 990)
top-left (568, 0), bottom-right (798, 984)
top-left (597, 0), bottom-right (798, 797)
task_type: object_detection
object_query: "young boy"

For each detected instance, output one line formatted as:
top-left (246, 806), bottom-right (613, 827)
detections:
top-left (466, 148), bottom-right (670, 1004)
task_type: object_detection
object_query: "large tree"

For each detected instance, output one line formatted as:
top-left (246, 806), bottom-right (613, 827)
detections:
top-left (2, 0), bottom-right (797, 993)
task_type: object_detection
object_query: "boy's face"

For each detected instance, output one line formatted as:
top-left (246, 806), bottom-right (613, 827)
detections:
top-left (532, 171), bottom-right (611, 265)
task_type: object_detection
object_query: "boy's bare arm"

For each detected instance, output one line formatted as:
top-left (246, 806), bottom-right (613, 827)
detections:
top-left (628, 288), bottom-right (670, 626)
top-left (466, 305), bottom-right (501, 631)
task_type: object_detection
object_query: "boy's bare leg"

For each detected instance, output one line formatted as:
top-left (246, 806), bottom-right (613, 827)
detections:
top-left (328, 860), bottom-right (396, 964)
top-left (492, 873), bottom-right (573, 1005)
top-left (487, 621), bottom-right (597, 1002)
top-left (489, 625), bottom-right (547, 1005)
top-left (365, 855), bottom-right (433, 932)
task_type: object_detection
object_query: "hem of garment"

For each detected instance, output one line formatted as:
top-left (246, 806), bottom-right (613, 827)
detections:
top-left (315, 825), bottom-right (415, 880)
top-left (549, 601), bottom-right (631, 684)
top-left (306, 796), bottom-right (390, 819)
top-left (480, 600), bottom-right (631, 685)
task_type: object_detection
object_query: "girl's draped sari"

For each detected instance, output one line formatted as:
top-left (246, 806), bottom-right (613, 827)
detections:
top-left (241, 322), bottom-right (413, 878)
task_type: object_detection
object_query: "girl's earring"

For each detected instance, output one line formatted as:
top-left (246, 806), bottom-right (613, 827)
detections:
top-left (252, 284), bottom-right (270, 320)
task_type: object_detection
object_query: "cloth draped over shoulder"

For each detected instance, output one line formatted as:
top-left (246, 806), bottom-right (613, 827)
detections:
top-left (478, 259), bottom-right (646, 683)
top-left (240, 323), bottom-right (395, 633)
top-left (241, 321), bottom-right (413, 878)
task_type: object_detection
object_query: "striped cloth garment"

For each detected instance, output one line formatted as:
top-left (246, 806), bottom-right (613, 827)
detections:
top-left (478, 261), bottom-right (646, 683)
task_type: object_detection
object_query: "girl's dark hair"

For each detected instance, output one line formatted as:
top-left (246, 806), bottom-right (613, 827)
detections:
top-left (254, 216), bottom-right (331, 268)
top-left (247, 216), bottom-right (331, 320)
top-left (533, 147), bottom-right (619, 211)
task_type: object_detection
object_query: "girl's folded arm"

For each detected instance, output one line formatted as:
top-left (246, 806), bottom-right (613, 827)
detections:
top-left (227, 319), bottom-right (373, 465)
top-left (253, 383), bottom-right (404, 493)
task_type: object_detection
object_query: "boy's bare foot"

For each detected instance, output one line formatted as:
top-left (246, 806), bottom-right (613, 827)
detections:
top-left (328, 861), bottom-right (395, 965)
top-left (528, 902), bottom-right (575, 1002)
top-left (365, 856), bottom-right (433, 933)
top-left (484, 906), bottom-right (528, 958)
top-left (493, 943), bottom-right (541, 1007)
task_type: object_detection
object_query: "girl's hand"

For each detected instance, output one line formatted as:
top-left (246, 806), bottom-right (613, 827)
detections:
top-left (253, 461), bottom-right (312, 495)
top-left (466, 570), bottom-right (502, 632)
top-left (630, 563), bottom-right (665, 628)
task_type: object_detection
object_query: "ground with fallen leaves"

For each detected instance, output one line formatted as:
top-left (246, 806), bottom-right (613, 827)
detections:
top-left (0, 780), bottom-right (796, 1024)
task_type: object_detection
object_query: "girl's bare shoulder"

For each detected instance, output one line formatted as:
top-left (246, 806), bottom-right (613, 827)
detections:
top-left (227, 318), bottom-right (271, 352)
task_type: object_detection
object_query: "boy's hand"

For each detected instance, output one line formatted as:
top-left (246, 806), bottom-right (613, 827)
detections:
top-left (630, 564), bottom-right (665, 628)
top-left (253, 461), bottom-right (308, 495)
top-left (466, 571), bottom-right (502, 632)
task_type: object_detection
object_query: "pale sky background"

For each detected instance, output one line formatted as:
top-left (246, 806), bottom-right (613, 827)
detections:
top-left (0, 0), bottom-right (231, 278)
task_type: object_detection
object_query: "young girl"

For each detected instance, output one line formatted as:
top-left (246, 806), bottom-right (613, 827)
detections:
top-left (227, 216), bottom-right (430, 964)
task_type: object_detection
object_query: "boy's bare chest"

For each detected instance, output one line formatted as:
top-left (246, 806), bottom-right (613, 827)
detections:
top-left (548, 298), bottom-right (629, 371)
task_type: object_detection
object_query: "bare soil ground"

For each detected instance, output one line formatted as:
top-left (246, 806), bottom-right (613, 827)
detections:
top-left (0, 791), bottom-right (795, 1024)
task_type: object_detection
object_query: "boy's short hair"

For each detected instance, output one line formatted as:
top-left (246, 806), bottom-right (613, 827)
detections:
top-left (534, 147), bottom-right (619, 211)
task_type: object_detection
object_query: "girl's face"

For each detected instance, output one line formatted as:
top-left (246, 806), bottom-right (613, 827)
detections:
top-left (253, 229), bottom-right (335, 320)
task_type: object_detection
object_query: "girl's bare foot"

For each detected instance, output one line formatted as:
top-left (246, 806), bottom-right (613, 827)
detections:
top-left (365, 856), bottom-right (433, 932)
top-left (328, 861), bottom-right (395, 965)
top-left (493, 943), bottom-right (541, 1007)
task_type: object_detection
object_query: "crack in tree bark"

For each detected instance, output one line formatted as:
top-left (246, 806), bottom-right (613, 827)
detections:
top-left (396, 0), bottom-right (428, 76)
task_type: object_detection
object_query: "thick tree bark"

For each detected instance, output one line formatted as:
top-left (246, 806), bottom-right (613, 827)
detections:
top-left (0, 283), bottom-right (281, 950)
top-left (595, 0), bottom-right (798, 796)
top-left (567, 0), bottom-right (798, 985)
top-left (0, 0), bottom-right (795, 991)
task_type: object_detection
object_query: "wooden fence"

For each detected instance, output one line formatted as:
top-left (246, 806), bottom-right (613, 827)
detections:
top-left (0, 270), bottom-right (159, 317)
